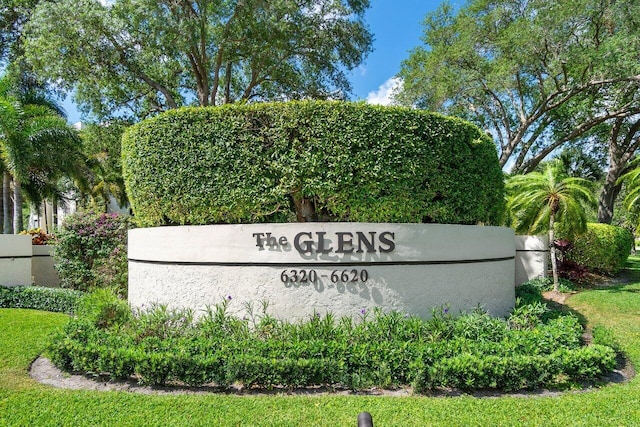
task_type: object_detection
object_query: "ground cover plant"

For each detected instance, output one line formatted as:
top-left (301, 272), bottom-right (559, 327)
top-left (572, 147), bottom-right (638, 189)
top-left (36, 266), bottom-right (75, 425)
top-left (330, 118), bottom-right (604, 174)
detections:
top-left (1, 259), bottom-right (640, 425)
top-left (44, 285), bottom-right (615, 393)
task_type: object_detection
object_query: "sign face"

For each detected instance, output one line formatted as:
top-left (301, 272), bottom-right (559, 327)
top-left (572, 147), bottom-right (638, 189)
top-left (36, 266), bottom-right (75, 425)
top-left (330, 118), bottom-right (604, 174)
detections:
top-left (128, 223), bottom-right (516, 321)
top-left (252, 231), bottom-right (396, 255)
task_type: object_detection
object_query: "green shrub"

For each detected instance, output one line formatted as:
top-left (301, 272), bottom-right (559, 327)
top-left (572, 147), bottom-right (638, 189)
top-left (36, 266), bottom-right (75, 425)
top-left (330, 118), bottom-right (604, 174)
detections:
top-left (122, 101), bottom-right (504, 226)
top-left (0, 285), bottom-right (82, 313)
top-left (75, 288), bottom-right (132, 329)
top-left (559, 223), bottom-right (634, 275)
top-left (48, 299), bottom-right (617, 391)
top-left (52, 212), bottom-right (132, 295)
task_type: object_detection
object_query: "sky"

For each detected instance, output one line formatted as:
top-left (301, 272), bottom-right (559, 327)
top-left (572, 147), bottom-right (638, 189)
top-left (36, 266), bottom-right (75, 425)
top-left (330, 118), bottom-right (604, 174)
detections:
top-left (63, 0), bottom-right (445, 124)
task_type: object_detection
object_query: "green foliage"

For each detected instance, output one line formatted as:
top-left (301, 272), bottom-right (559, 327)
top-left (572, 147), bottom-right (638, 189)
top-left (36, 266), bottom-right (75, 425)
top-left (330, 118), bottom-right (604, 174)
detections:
top-left (0, 73), bottom-right (85, 233)
top-left (591, 325), bottom-right (622, 354)
top-left (396, 0), bottom-right (640, 173)
top-left (79, 121), bottom-right (130, 211)
top-left (75, 287), bottom-right (131, 329)
top-left (519, 277), bottom-right (576, 294)
top-left (47, 291), bottom-right (616, 392)
top-left (122, 101), bottom-right (505, 226)
top-left (52, 212), bottom-right (131, 294)
top-left (559, 223), bottom-right (634, 275)
top-left (23, 0), bottom-right (372, 120)
top-left (506, 161), bottom-right (596, 236)
top-left (0, 285), bottom-right (82, 313)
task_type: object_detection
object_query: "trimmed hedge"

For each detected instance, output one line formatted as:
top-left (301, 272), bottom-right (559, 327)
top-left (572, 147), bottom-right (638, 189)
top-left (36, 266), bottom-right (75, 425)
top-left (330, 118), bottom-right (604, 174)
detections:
top-left (122, 101), bottom-right (504, 226)
top-left (0, 286), bottom-right (83, 314)
top-left (560, 223), bottom-right (634, 275)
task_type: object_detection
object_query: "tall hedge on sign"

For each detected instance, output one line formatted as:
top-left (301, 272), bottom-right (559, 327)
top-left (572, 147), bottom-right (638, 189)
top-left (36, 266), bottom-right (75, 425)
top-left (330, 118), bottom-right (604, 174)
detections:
top-left (122, 101), bottom-right (504, 226)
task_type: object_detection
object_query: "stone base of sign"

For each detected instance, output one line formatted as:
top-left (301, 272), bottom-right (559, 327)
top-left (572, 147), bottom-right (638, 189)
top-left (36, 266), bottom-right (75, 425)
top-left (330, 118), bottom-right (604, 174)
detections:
top-left (515, 235), bottom-right (548, 286)
top-left (129, 223), bottom-right (516, 321)
top-left (0, 235), bottom-right (32, 287)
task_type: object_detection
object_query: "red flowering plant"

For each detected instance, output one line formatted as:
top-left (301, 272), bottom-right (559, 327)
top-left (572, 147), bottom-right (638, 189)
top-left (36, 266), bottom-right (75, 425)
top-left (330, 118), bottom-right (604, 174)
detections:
top-left (19, 228), bottom-right (56, 245)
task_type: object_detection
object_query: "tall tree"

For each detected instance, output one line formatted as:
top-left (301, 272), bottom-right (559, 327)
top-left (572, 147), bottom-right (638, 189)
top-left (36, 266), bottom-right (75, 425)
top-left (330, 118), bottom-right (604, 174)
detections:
top-left (396, 0), bottom-right (640, 173)
top-left (23, 0), bottom-right (372, 120)
top-left (597, 114), bottom-right (640, 224)
top-left (0, 75), bottom-right (84, 233)
top-left (506, 161), bottom-right (596, 292)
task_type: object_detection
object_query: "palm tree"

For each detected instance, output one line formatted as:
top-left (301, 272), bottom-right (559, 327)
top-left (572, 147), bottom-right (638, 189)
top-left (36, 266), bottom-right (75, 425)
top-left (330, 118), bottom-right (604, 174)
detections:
top-left (506, 160), bottom-right (596, 292)
top-left (0, 75), bottom-right (83, 233)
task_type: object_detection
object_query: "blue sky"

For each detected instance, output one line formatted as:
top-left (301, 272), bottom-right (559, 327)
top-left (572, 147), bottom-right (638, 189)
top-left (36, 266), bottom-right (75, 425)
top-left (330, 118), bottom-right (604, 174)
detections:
top-left (63, 0), bottom-right (445, 123)
top-left (351, 0), bottom-right (443, 104)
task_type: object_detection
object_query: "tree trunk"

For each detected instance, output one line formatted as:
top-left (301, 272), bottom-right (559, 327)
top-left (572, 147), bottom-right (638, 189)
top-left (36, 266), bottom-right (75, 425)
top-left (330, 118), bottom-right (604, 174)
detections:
top-left (549, 212), bottom-right (559, 292)
top-left (13, 178), bottom-right (23, 234)
top-left (597, 166), bottom-right (623, 224)
top-left (292, 193), bottom-right (317, 222)
top-left (53, 199), bottom-right (58, 229)
top-left (3, 172), bottom-right (12, 234)
top-left (598, 116), bottom-right (640, 223)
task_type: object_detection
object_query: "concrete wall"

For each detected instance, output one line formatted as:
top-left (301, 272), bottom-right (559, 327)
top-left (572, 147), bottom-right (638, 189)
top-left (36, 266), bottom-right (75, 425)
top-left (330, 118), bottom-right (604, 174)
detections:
top-left (129, 223), bottom-right (516, 321)
top-left (31, 245), bottom-right (60, 287)
top-left (515, 235), bottom-right (548, 285)
top-left (0, 237), bottom-right (60, 287)
top-left (0, 235), bottom-right (32, 286)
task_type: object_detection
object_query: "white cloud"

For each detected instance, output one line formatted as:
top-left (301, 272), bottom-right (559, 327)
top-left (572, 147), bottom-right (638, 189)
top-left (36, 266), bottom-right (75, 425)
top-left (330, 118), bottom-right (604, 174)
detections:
top-left (366, 77), bottom-right (403, 106)
top-left (98, 0), bottom-right (115, 6)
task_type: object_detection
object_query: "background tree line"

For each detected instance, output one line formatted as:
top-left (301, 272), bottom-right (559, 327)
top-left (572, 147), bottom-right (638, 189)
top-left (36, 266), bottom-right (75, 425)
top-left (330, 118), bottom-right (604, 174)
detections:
top-left (0, 0), bottom-right (373, 233)
top-left (396, 0), bottom-right (640, 226)
top-left (1, 0), bottom-right (640, 234)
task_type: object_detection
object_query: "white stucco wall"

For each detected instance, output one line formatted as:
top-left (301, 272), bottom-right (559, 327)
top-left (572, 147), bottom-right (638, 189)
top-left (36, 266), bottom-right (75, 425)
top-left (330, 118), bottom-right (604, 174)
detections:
top-left (31, 245), bottom-right (60, 287)
top-left (129, 223), bottom-right (516, 321)
top-left (515, 235), bottom-right (549, 286)
top-left (0, 235), bottom-right (32, 286)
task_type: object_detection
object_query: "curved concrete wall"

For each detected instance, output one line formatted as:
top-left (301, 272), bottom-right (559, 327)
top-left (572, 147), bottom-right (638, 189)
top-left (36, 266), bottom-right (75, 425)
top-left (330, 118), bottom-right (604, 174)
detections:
top-left (0, 235), bottom-right (32, 286)
top-left (128, 223), bottom-right (516, 321)
top-left (515, 235), bottom-right (549, 286)
top-left (31, 245), bottom-right (61, 287)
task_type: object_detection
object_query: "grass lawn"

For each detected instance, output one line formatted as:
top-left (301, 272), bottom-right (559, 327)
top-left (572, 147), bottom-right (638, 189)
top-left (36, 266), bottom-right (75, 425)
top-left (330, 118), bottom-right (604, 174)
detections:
top-left (2, 260), bottom-right (640, 426)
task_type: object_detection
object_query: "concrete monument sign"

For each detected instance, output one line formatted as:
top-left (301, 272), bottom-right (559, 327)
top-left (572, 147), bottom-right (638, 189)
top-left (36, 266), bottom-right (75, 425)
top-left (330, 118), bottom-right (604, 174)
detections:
top-left (129, 223), bottom-right (516, 320)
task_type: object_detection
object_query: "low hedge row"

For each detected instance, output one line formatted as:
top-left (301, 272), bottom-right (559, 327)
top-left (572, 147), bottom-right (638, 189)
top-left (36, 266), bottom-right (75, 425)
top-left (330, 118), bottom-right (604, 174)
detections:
top-left (48, 289), bottom-right (616, 392)
top-left (0, 286), bottom-right (83, 314)
top-left (559, 223), bottom-right (634, 275)
top-left (122, 101), bottom-right (505, 226)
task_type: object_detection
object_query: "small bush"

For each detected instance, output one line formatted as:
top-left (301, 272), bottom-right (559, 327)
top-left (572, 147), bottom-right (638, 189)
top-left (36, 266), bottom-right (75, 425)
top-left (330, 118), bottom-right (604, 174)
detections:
top-left (558, 223), bottom-right (634, 275)
top-left (52, 212), bottom-right (132, 295)
top-left (0, 285), bottom-right (82, 313)
top-left (75, 288), bottom-right (132, 329)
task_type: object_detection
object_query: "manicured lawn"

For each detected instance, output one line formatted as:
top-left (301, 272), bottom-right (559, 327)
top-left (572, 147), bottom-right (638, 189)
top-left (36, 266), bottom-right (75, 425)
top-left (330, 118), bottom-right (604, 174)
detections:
top-left (2, 260), bottom-right (640, 426)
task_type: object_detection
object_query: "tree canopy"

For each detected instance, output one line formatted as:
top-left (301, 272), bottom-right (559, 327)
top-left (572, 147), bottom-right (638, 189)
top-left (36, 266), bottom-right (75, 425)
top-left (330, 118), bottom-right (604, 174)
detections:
top-left (396, 0), bottom-right (640, 173)
top-left (23, 0), bottom-right (373, 120)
